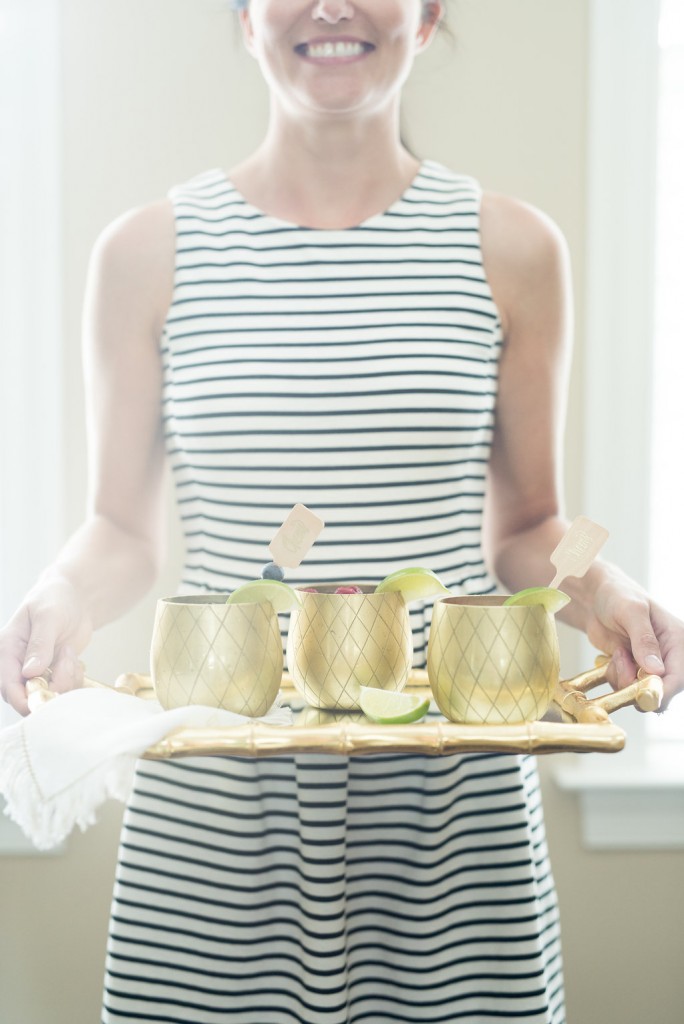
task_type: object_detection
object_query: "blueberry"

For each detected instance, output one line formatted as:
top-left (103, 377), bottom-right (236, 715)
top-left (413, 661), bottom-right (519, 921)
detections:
top-left (261, 562), bottom-right (285, 581)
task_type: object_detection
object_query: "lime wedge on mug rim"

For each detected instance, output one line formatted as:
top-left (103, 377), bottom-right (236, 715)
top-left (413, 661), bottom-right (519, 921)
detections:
top-left (374, 566), bottom-right (450, 604)
top-left (503, 586), bottom-right (570, 614)
top-left (226, 579), bottom-right (303, 612)
top-left (359, 686), bottom-right (431, 724)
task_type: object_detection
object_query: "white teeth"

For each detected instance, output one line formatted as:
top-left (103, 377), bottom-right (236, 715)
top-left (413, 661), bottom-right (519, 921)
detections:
top-left (306, 41), bottom-right (365, 59)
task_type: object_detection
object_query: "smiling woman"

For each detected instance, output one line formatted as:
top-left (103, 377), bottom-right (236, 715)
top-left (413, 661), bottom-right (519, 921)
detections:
top-left (2, 0), bottom-right (683, 1022)
top-left (231, 0), bottom-right (449, 162)
top-left (236, 1), bottom-right (442, 135)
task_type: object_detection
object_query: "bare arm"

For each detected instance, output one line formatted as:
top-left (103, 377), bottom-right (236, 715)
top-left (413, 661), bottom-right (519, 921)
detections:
top-left (0, 199), bottom-right (175, 713)
top-left (480, 193), bottom-right (683, 706)
top-left (480, 193), bottom-right (572, 597)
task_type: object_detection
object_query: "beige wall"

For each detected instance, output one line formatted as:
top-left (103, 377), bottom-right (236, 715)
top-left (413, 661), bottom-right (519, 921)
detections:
top-left (2, 1), bottom-right (682, 1022)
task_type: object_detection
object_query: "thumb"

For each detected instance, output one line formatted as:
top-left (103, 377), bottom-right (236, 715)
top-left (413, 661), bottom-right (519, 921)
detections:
top-left (622, 604), bottom-right (665, 676)
top-left (21, 617), bottom-right (59, 678)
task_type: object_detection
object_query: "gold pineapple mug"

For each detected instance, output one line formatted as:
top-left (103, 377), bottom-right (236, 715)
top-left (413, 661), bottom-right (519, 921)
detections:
top-left (427, 596), bottom-right (560, 724)
top-left (151, 594), bottom-right (283, 716)
top-left (286, 584), bottom-right (413, 710)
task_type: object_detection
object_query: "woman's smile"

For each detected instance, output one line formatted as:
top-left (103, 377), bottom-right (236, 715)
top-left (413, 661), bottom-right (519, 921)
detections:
top-left (293, 36), bottom-right (376, 64)
top-left (238, 1), bottom-right (443, 120)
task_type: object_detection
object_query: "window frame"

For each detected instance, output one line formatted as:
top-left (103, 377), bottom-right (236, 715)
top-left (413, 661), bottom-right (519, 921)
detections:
top-left (0, 0), bottom-right (64, 852)
top-left (0, 0), bottom-right (64, 635)
top-left (553, 0), bottom-right (684, 849)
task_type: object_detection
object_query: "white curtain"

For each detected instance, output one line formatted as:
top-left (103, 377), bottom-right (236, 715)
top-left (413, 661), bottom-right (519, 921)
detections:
top-left (0, 0), bottom-right (62, 748)
top-left (0, 0), bottom-right (64, 626)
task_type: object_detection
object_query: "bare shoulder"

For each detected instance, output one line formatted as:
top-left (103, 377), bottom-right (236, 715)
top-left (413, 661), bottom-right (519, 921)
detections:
top-left (88, 198), bottom-right (176, 336)
top-left (480, 192), bottom-right (571, 337)
top-left (480, 191), bottom-right (568, 272)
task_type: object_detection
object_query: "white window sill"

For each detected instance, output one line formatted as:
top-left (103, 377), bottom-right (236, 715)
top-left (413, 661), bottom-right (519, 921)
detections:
top-left (554, 740), bottom-right (684, 850)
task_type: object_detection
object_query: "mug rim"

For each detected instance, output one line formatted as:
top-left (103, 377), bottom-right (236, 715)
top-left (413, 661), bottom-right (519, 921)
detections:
top-left (435, 595), bottom-right (548, 613)
top-left (295, 584), bottom-right (392, 597)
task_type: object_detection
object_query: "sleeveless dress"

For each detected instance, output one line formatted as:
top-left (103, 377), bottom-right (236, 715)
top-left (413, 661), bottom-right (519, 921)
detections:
top-left (102, 161), bottom-right (565, 1023)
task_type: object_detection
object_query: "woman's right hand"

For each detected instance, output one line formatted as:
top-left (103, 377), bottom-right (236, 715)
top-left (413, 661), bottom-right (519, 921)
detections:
top-left (0, 575), bottom-right (92, 716)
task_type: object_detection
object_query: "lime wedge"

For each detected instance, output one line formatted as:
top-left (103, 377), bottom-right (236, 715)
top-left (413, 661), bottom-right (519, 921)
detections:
top-left (503, 586), bottom-right (571, 614)
top-left (226, 579), bottom-right (303, 612)
top-left (374, 566), bottom-right (450, 604)
top-left (359, 686), bottom-right (431, 724)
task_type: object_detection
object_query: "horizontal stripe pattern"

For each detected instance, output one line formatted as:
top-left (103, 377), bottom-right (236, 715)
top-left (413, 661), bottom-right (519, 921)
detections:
top-left (160, 162), bottom-right (501, 613)
top-left (104, 755), bottom-right (563, 1023)
top-left (102, 162), bottom-right (564, 1023)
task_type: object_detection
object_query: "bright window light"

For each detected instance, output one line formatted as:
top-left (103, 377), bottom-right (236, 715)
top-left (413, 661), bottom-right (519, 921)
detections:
top-left (649, 0), bottom-right (684, 733)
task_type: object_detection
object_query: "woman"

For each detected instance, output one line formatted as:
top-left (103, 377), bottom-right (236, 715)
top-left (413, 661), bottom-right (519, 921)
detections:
top-left (1, 1), bottom-right (682, 1021)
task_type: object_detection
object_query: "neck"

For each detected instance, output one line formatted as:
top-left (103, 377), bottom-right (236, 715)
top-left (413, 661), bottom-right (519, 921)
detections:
top-left (229, 109), bottom-right (420, 229)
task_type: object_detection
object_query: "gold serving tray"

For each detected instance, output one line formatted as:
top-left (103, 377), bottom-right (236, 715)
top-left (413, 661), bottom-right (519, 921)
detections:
top-left (115, 660), bottom-right (663, 758)
top-left (26, 660), bottom-right (662, 758)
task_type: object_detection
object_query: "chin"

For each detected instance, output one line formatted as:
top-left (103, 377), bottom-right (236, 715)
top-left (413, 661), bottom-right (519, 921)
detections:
top-left (298, 87), bottom-right (380, 119)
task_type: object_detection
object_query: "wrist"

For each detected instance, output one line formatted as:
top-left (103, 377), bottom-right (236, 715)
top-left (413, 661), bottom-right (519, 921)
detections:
top-left (34, 564), bottom-right (85, 603)
top-left (558, 561), bottom-right (613, 629)
top-left (27, 567), bottom-right (94, 645)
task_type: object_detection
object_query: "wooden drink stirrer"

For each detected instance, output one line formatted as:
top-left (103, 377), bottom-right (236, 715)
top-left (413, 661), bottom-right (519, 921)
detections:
top-left (262, 503), bottom-right (325, 580)
top-left (549, 515), bottom-right (609, 589)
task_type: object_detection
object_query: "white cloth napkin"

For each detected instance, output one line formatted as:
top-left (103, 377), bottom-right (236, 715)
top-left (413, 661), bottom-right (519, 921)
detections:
top-left (0, 688), bottom-right (292, 851)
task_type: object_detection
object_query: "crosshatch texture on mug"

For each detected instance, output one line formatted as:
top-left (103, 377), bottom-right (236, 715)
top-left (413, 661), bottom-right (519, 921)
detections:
top-left (151, 595), bottom-right (283, 716)
top-left (427, 596), bottom-right (559, 724)
top-left (286, 586), bottom-right (413, 710)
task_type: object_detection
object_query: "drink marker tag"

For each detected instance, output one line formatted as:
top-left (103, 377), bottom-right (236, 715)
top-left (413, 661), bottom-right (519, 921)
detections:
top-left (549, 515), bottom-right (609, 588)
top-left (269, 504), bottom-right (325, 570)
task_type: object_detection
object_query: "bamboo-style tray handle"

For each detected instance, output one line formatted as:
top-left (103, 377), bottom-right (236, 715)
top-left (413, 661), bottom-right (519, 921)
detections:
top-left (554, 655), bottom-right (664, 720)
top-left (555, 687), bottom-right (610, 724)
top-left (24, 670), bottom-right (151, 713)
top-left (635, 669), bottom-right (664, 712)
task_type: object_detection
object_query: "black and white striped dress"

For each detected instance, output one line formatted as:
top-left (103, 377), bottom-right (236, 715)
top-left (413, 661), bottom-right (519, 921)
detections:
top-left (102, 161), bottom-right (565, 1023)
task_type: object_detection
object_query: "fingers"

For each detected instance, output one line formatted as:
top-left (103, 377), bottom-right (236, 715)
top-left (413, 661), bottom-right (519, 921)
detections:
top-left (0, 649), bottom-right (30, 716)
top-left (0, 641), bottom-right (84, 717)
top-left (648, 604), bottom-right (684, 713)
top-left (0, 614), bottom-right (31, 715)
top-left (606, 645), bottom-right (639, 691)
top-left (586, 619), bottom-right (636, 689)
top-left (618, 600), bottom-right (665, 677)
top-left (20, 613), bottom-right (60, 681)
top-left (1, 597), bottom-right (85, 715)
top-left (49, 645), bottom-right (85, 694)
top-left (590, 587), bottom-right (668, 692)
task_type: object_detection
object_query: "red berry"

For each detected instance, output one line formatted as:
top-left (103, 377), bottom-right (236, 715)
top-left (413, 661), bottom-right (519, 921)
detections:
top-left (300, 587), bottom-right (319, 593)
top-left (334, 585), bottom-right (364, 594)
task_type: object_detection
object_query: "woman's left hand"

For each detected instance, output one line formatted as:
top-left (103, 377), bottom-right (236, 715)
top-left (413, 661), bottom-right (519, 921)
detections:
top-left (585, 574), bottom-right (684, 711)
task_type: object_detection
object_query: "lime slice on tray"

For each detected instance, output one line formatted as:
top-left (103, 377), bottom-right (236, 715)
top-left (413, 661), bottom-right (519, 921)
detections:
top-left (375, 566), bottom-right (450, 604)
top-left (359, 687), bottom-right (431, 724)
top-left (503, 586), bottom-right (570, 614)
top-left (226, 579), bottom-right (303, 612)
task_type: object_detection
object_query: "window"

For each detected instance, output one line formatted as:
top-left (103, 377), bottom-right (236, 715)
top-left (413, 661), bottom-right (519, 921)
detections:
top-left (0, 0), bottom-right (63, 852)
top-left (0, 0), bottom-right (63, 634)
top-left (555, 0), bottom-right (684, 849)
top-left (648, 0), bottom-right (684, 737)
